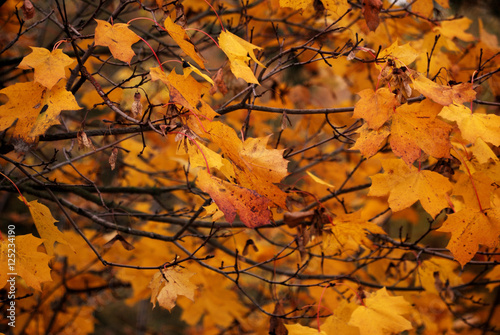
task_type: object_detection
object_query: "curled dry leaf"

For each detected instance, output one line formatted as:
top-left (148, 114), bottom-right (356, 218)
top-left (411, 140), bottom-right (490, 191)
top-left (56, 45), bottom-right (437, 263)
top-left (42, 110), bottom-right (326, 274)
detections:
top-left (131, 92), bottom-right (143, 118)
top-left (209, 68), bottom-right (228, 95)
top-left (103, 234), bottom-right (135, 251)
top-left (175, 3), bottom-right (186, 28)
top-left (22, 0), bottom-right (35, 20)
top-left (109, 147), bottom-right (118, 171)
top-left (362, 0), bottom-right (383, 31)
top-left (149, 267), bottom-right (196, 311)
top-left (284, 210), bottom-right (316, 228)
top-left (77, 131), bottom-right (95, 151)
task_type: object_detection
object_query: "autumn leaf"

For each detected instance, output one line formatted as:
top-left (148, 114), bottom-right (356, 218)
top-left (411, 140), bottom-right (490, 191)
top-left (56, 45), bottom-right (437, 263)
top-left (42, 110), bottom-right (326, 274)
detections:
top-left (285, 323), bottom-right (327, 335)
top-left (202, 202), bottom-right (225, 222)
top-left (17, 47), bottom-right (74, 89)
top-left (369, 158), bottom-right (453, 217)
top-left (353, 88), bottom-right (398, 130)
top-left (152, 68), bottom-right (218, 122)
top-left (390, 99), bottom-right (452, 165)
top-left (362, 0), bottom-right (383, 31)
top-left (0, 234), bottom-right (52, 291)
top-left (284, 301), bottom-right (360, 334)
top-left (439, 104), bottom-right (500, 146)
top-left (94, 19), bottom-right (141, 63)
top-left (208, 121), bottom-right (289, 208)
top-left (323, 213), bottom-right (385, 255)
top-left (306, 170), bottom-right (334, 188)
top-left (196, 170), bottom-right (273, 228)
top-left (348, 287), bottom-right (413, 335)
top-left (438, 208), bottom-right (500, 267)
top-left (149, 267), bottom-right (196, 311)
top-left (0, 81), bottom-right (82, 141)
top-left (411, 73), bottom-right (476, 106)
top-left (219, 30), bottom-right (264, 84)
top-left (279, 0), bottom-right (350, 14)
top-left (417, 258), bottom-right (463, 294)
top-left (21, 197), bottom-right (72, 256)
top-left (322, 212), bottom-right (386, 254)
top-left (164, 17), bottom-right (206, 69)
top-left (471, 138), bottom-right (499, 164)
top-left (452, 171), bottom-right (495, 212)
top-left (378, 41), bottom-right (419, 67)
top-left (351, 123), bottom-right (390, 158)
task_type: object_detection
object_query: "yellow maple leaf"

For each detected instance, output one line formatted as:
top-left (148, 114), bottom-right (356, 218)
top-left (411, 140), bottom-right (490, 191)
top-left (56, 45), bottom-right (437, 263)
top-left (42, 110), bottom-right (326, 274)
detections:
top-left (417, 258), bottom-right (463, 294)
top-left (178, 270), bottom-right (248, 328)
top-left (0, 81), bottom-right (82, 141)
top-left (20, 197), bottom-right (72, 256)
top-left (279, 0), bottom-right (349, 14)
top-left (0, 234), bottom-right (52, 291)
top-left (94, 19), bottom-right (141, 63)
top-left (390, 99), bottom-right (452, 165)
top-left (471, 138), bottom-right (499, 164)
top-left (285, 323), bottom-right (327, 335)
top-left (438, 208), bottom-right (500, 267)
top-left (17, 47), bottom-right (74, 89)
top-left (439, 104), bottom-right (500, 146)
top-left (369, 158), bottom-right (453, 218)
top-left (219, 30), bottom-right (265, 84)
top-left (378, 41), bottom-right (419, 67)
top-left (201, 202), bottom-right (225, 222)
top-left (353, 88), bottom-right (398, 130)
top-left (149, 267), bottom-right (197, 311)
top-left (164, 17), bottom-right (206, 69)
top-left (348, 287), bottom-right (413, 335)
top-left (322, 211), bottom-right (386, 254)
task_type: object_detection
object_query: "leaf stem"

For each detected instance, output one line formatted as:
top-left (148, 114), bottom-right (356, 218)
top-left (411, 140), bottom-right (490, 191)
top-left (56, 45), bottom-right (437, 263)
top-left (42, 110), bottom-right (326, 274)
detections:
top-left (0, 171), bottom-right (29, 207)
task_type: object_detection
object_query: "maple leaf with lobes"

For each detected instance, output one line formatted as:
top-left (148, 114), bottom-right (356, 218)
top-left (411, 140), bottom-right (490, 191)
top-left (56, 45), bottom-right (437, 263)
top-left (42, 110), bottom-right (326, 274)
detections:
top-left (94, 19), bottom-right (141, 64)
top-left (17, 47), bottom-right (74, 89)
top-left (369, 158), bottom-right (452, 218)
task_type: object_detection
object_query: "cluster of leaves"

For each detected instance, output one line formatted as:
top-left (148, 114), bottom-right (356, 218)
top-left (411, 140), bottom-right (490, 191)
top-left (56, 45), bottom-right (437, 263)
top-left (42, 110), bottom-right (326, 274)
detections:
top-left (0, 0), bottom-right (499, 334)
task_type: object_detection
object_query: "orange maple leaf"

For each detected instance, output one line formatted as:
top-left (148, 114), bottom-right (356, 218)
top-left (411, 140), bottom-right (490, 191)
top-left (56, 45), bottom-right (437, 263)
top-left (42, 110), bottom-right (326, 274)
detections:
top-left (369, 158), bottom-right (453, 218)
top-left (390, 99), bottom-right (452, 165)
top-left (17, 47), bottom-right (74, 89)
top-left (94, 19), bottom-right (141, 64)
top-left (438, 208), bottom-right (500, 267)
top-left (411, 73), bottom-right (476, 106)
top-left (353, 88), bottom-right (398, 130)
top-left (0, 81), bottom-right (82, 141)
top-left (208, 121), bottom-right (289, 208)
top-left (197, 170), bottom-right (273, 228)
top-left (351, 123), bottom-right (390, 158)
